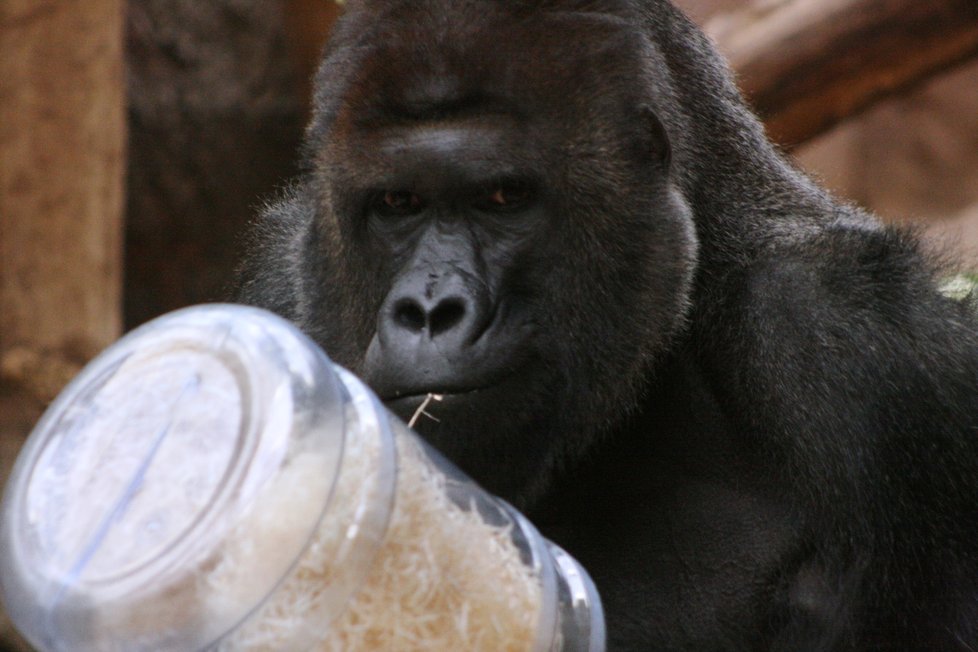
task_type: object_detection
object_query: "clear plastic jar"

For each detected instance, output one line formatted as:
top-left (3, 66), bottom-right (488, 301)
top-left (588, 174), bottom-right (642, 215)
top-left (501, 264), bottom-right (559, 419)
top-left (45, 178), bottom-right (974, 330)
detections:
top-left (0, 304), bottom-right (605, 652)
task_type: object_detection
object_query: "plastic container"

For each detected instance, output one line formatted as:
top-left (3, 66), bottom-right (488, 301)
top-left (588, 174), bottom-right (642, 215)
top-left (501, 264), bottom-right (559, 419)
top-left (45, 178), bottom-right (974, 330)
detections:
top-left (0, 304), bottom-right (605, 652)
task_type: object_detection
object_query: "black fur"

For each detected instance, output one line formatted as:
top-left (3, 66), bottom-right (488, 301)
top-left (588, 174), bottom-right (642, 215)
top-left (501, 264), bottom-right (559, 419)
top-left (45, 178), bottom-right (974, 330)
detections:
top-left (237, 1), bottom-right (978, 649)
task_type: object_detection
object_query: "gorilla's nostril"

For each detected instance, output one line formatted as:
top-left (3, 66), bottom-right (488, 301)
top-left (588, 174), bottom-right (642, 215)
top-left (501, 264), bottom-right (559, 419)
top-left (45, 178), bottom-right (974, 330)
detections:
top-left (393, 298), bottom-right (426, 332)
top-left (429, 298), bottom-right (466, 336)
top-left (393, 297), bottom-right (466, 336)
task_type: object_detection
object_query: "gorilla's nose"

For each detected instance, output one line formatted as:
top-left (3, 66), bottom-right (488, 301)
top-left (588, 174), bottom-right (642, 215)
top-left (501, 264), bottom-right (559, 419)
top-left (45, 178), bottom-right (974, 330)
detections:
top-left (392, 292), bottom-right (468, 339)
top-left (385, 269), bottom-right (487, 344)
top-left (364, 266), bottom-right (496, 398)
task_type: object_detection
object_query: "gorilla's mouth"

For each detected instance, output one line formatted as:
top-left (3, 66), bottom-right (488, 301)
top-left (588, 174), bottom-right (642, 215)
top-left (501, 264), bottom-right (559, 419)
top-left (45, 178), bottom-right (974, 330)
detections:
top-left (384, 388), bottom-right (481, 403)
top-left (366, 344), bottom-right (541, 430)
top-left (383, 387), bottom-right (487, 425)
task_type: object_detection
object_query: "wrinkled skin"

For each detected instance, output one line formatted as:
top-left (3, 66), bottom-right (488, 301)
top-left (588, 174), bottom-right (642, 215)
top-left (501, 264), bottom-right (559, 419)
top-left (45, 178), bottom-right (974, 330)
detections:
top-left (237, 1), bottom-right (978, 649)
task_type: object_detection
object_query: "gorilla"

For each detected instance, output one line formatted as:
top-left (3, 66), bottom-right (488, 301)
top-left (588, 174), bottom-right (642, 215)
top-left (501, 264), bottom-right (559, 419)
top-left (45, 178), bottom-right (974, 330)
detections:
top-left (236, 0), bottom-right (978, 649)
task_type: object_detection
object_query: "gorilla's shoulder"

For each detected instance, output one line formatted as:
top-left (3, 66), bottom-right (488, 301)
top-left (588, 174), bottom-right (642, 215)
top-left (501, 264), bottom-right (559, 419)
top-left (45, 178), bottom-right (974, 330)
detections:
top-left (697, 218), bottom-right (978, 438)
top-left (734, 221), bottom-right (956, 334)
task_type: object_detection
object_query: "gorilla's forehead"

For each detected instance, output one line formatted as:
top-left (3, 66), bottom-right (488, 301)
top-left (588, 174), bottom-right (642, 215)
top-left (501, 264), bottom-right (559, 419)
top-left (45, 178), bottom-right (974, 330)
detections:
top-left (338, 4), bottom-right (651, 128)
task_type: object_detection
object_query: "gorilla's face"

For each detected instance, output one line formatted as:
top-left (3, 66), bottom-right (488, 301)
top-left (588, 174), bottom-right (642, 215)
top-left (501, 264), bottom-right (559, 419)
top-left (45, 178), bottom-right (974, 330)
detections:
top-left (297, 3), bottom-right (698, 502)
top-left (356, 121), bottom-right (553, 417)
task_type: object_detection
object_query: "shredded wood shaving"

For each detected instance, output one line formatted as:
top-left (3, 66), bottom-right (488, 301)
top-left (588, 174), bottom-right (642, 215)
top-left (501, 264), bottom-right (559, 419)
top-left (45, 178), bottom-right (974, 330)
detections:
top-left (209, 401), bottom-right (543, 650)
top-left (408, 393), bottom-right (444, 428)
top-left (315, 432), bottom-right (543, 651)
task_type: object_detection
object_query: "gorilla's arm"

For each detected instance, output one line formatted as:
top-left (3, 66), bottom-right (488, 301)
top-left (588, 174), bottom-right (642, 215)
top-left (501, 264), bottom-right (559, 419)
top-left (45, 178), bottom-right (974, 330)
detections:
top-left (536, 223), bottom-right (978, 650)
top-left (708, 226), bottom-right (978, 648)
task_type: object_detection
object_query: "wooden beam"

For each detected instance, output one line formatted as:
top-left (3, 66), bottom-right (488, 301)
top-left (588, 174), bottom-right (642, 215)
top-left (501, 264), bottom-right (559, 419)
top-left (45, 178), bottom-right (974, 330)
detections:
top-left (708, 0), bottom-right (978, 147)
top-left (0, 0), bottom-right (126, 401)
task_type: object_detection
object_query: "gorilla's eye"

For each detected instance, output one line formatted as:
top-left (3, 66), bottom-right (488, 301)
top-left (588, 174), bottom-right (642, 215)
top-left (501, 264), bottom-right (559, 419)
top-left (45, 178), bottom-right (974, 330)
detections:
top-left (480, 181), bottom-right (533, 212)
top-left (375, 190), bottom-right (424, 217)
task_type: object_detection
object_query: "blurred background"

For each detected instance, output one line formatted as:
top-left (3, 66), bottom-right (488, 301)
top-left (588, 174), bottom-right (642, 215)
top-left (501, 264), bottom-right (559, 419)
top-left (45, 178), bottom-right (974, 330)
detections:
top-left (2, 0), bottom-right (978, 648)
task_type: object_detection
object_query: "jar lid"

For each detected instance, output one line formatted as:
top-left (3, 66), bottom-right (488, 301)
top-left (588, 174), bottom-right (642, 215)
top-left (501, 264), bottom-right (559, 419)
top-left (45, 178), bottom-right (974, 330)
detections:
top-left (0, 305), bottom-right (346, 651)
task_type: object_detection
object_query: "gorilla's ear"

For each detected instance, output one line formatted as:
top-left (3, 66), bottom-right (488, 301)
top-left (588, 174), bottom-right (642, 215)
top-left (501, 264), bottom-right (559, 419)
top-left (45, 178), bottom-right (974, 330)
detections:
top-left (642, 106), bottom-right (672, 170)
